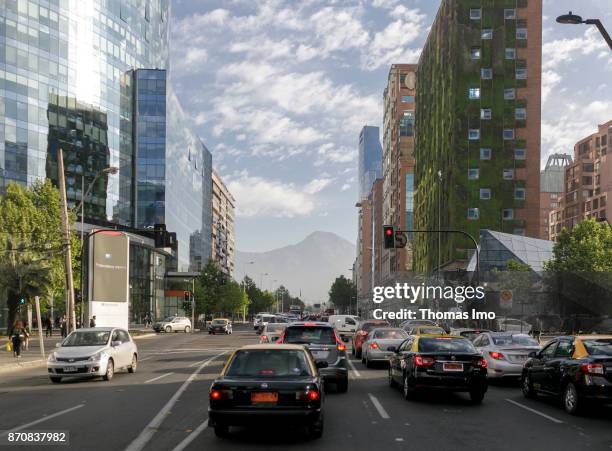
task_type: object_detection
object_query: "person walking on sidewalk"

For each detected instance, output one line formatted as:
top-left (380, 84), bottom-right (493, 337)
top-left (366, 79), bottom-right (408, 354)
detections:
top-left (11, 320), bottom-right (25, 358)
top-left (45, 316), bottom-right (53, 337)
top-left (22, 321), bottom-right (30, 351)
top-left (60, 315), bottom-right (67, 338)
top-left (89, 316), bottom-right (96, 328)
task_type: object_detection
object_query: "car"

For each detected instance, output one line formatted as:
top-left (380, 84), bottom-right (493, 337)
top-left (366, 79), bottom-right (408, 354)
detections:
top-left (473, 332), bottom-right (539, 378)
top-left (328, 315), bottom-right (360, 340)
top-left (209, 318), bottom-right (233, 335)
top-left (253, 312), bottom-right (272, 330)
top-left (47, 327), bottom-right (138, 383)
top-left (260, 323), bottom-right (287, 343)
top-left (521, 335), bottom-right (612, 415)
top-left (388, 334), bottom-right (488, 404)
top-left (361, 328), bottom-right (409, 368)
top-left (450, 328), bottom-right (491, 341)
top-left (207, 344), bottom-right (326, 438)
top-left (352, 320), bottom-right (390, 358)
top-left (496, 317), bottom-right (532, 333)
top-left (153, 316), bottom-right (192, 333)
top-left (255, 314), bottom-right (279, 334)
top-left (406, 325), bottom-right (447, 336)
top-left (399, 319), bottom-right (437, 330)
top-left (278, 322), bottom-right (348, 392)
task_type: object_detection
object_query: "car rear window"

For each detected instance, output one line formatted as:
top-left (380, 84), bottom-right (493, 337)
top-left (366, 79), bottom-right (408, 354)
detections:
top-left (284, 326), bottom-right (336, 345)
top-left (492, 334), bottom-right (538, 346)
top-left (374, 329), bottom-right (408, 339)
top-left (583, 339), bottom-right (612, 356)
top-left (225, 350), bottom-right (312, 378)
top-left (418, 327), bottom-right (445, 334)
top-left (418, 337), bottom-right (476, 353)
top-left (267, 324), bottom-right (286, 332)
top-left (361, 321), bottom-right (390, 332)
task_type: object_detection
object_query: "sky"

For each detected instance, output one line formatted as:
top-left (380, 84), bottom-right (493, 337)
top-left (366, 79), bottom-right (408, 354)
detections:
top-left (169, 0), bottom-right (612, 252)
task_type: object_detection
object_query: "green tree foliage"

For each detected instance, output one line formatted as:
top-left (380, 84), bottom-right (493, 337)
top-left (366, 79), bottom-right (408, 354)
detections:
top-left (274, 285), bottom-right (305, 312)
top-left (194, 260), bottom-right (249, 316)
top-left (243, 275), bottom-right (275, 314)
top-left (0, 180), bottom-right (80, 327)
top-left (328, 275), bottom-right (356, 313)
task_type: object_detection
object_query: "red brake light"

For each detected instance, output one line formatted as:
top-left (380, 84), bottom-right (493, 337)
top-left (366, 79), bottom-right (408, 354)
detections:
top-left (581, 363), bottom-right (604, 375)
top-left (304, 323), bottom-right (317, 327)
top-left (307, 390), bottom-right (320, 401)
top-left (476, 358), bottom-right (488, 368)
top-left (414, 356), bottom-right (435, 366)
top-left (489, 351), bottom-right (505, 360)
top-left (369, 342), bottom-right (379, 349)
top-left (210, 390), bottom-right (221, 400)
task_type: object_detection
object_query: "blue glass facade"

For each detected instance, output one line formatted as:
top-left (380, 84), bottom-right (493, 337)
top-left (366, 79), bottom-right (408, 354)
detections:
top-left (358, 125), bottom-right (382, 200)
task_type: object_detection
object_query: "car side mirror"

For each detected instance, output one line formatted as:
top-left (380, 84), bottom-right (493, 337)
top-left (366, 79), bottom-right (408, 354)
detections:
top-left (111, 340), bottom-right (121, 347)
top-left (388, 346), bottom-right (397, 353)
top-left (316, 361), bottom-right (328, 368)
top-left (528, 351), bottom-right (537, 358)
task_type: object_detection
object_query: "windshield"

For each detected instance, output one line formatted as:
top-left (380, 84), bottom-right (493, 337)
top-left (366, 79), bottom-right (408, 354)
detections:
top-left (583, 339), bottom-right (612, 356)
top-left (284, 326), bottom-right (336, 345)
top-left (162, 317), bottom-right (175, 322)
top-left (373, 329), bottom-right (408, 339)
top-left (225, 350), bottom-right (312, 378)
top-left (417, 327), bottom-right (445, 334)
top-left (491, 335), bottom-right (538, 346)
top-left (361, 321), bottom-right (390, 332)
top-left (266, 324), bottom-right (287, 332)
top-left (62, 331), bottom-right (110, 347)
top-left (212, 320), bottom-right (227, 325)
top-left (418, 338), bottom-right (476, 353)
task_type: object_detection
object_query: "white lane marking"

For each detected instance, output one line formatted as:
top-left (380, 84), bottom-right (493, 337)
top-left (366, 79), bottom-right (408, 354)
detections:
top-left (138, 356), bottom-right (154, 362)
top-left (0, 404), bottom-right (85, 436)
top-left (124, 351), bottom-right (227, 451)
top-left (347, 358), bottom-right (361, 378)
top-left (144, 372), bottom-right (174, 384)
top-left (505, 399), bottom-right (564, 424)
top-left (368, 393), bottom-right (390, 419)
top-left (171, 419), bottom-right (208, 451)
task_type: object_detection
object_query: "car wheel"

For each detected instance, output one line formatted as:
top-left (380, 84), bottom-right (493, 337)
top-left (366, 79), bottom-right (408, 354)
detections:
top-left (308, 413), bottom-right (324, 439)
top-left (184, 326), bottom-right (191, 333)
top-left (403, 373), bottom-right (416, 400)
top-left (388, 368), bottom-right (397, 388)
top-left (521, 373), bottom-right (536, 399)
top-left (103, 359), bottom-right (114, 381)
top-left (165, 326), bottom-right (172, 333)
top-left (128, 354), bottom-right (137, 373)
top-left (563, 383), bottom-right (581, 415)
top-left (49, 376), bottom-right (62, 384)
top-left (336, 378), bottom-right (348, 393)
top-left (214, 424), bottom-right (229, 438)
top-left (470, 389), bottom-right (485, 404)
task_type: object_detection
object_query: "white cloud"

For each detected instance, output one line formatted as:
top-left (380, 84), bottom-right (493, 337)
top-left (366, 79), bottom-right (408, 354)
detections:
top-left (542, 70), bottom-right (561, 101)
top-left (341, 183), bottom-right (351, 191)
top-left (542, 27), bottom-right (610, 71)
top-left (304, 178), bottom-right (333, 194)
top-left (310, 7), bottom-right (370, 56)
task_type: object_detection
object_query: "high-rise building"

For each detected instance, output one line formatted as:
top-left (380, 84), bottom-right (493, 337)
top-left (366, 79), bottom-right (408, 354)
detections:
top-left (549, 120), bottom-right (612, 240)
top-left (370, 178), bottom-right (384, 289)
top-left (414, 0), bottom-right (542, 272)
top-left (358, 126), bottom-right (383, 201)
top-left (212, 170), bottom-right (236, 277)
top-left (539, 154), bottom-right (571, 240)
top-left (355, 198), bottom-right (372, 303)
top-left (382, 64), bottom-right (417, 280)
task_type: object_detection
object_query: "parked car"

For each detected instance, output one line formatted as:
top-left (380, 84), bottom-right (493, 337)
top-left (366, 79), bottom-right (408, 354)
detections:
top-left (207, 344), bottom-right (326, 438)
top-left (472, 332), bottom-right (539, 378)
top-left (522, 335), bottom-right (612, 414)
top-left (153, 316), bottom-right (192, 333)
top-left (328, 315), bottom-right (360, 340)
top-left (361, 328), bottom-right (409, 368)
top-left (208, 318), bottom-right (233, 335)
top-left (278, 322), bottom-right (348, 392)
top-left (388, 334), bottom-right (488, 404)
top-left (260, 323), bottom-right (287, 343)
top-left (496, 317), bottom-right (532, 333)
top-left (47, 327), bottom-right (138, 383)
top-left (352, 320), bottom-right (390, 358)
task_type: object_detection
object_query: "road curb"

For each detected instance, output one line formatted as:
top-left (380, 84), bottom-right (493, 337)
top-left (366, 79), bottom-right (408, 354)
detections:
top-left (0, 358), bottom-right (46, 374)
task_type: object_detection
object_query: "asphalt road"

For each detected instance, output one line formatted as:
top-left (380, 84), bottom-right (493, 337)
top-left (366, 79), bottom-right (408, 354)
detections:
top-left (1, 327), bottom-right (611, 451)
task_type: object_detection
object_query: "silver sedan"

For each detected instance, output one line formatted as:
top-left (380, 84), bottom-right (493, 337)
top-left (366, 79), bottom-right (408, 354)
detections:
top-left (472, 332), bottom-right (540, 378)
top-left (362, 328), bottom-right (409, 368)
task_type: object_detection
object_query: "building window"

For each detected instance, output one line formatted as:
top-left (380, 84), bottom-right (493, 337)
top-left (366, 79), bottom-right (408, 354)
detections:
top-left (469, 129), bottom-right (480, 140)
top-left (504, 9), bottom-right (516, 20)
top-left (505, 48), bottom-right (516, 59)
top-left (503, 209), bottom-right (514, 220)
top-left (468, 208), bottom-right (480, 219)
top-left (516, 28), bottom-right (527, 39)
top-left (480, 188), bottom-right (491, 200)
top-left (470, 8), bottom-right (481, 20)
top-left (503, 169), bottom-right (514, 180)
top-left (469, 88), bottom-right (481, 99)
top-left (480, 148), bottom-right (492, 160)
top-left (504, 88), bottom-right (516, 100)
top-left (514, 148), bottom-right (526, 160)
top-left (482, 28), bottom-right (493, 39)
top-left (481, 109), bottom-right (492, 120)
top-left (399, 110), bottom-right (414, 136)
top-left (515, 108), bottom-right (526, 120)
top-left (401, 95), bottom-right (415, 103)
top-left (468, 168), bottom-right (480, 180)
top-left (516, 68), bottom-right (527, 79)
top-left (471, 47), bottom-right (481, 60)
top-left (503, 129), bottom-right (515, 140)
top-left (481, 68), bottom-right (492, 79)
top-left (514, 188), bottom-right (526, 200)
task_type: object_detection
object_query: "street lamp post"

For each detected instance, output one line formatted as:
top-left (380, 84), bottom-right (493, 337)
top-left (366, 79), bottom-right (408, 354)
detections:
top-left (556, 11), bottom-right (612, 50)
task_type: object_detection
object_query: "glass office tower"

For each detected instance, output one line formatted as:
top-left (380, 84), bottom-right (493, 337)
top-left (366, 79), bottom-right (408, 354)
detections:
top-left (358, 126), bottom-right (383, 201)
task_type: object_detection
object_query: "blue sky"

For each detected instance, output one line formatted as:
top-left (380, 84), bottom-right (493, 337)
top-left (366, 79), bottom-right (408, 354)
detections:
top-left (170, 0), bottom-right (612, 252)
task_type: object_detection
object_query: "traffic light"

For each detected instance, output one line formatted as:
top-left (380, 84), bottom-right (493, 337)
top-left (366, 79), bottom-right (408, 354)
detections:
top-left (18, 296), bottom-right (26, 305)
top-left (383, 225), bottom-right (395, 249)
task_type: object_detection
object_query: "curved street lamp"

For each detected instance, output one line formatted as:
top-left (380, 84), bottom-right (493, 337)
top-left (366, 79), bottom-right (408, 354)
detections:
top-left (556, 11), bottom-right (612, 50)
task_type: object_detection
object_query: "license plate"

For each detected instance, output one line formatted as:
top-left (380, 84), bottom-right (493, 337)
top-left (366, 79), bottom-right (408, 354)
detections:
top-left (62, 367), bottom-right (77, 372)
top-left (251, 392), bottom-right (278, 403)
top-left (443, 362), bottom-right (463, 372)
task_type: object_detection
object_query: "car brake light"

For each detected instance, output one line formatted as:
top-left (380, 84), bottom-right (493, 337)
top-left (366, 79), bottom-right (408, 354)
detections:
top-left (304, 323), bottom-right (317, 327)
top-left (210, 389), bottom-right (232, 400)
top-left (337, 344), bottom-right (346, 351)
top-left (369, 342), bottom-right (379, 349)
top-left (581, 363), bottom-right (604, 375)
top-left (475, 358), bottom-right (488, 368)
top-left (307, 390), bottom-right (320, 401)
top-left (414, 356), bottom-right (435, 366)
top-left (489, 351), bottom-right (505, 360)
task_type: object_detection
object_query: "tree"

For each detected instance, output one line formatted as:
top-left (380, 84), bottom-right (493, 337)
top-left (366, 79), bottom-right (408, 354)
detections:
top-left (243, 275), bottom-right (275, 314)
top-left (328, 275), bottom-right (356, 313)
top-left (194, 260), bottom-right (250, 317)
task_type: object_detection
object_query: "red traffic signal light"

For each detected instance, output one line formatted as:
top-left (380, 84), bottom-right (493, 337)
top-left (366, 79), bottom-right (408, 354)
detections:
top-left (383, 225), bottom-right (395, 249)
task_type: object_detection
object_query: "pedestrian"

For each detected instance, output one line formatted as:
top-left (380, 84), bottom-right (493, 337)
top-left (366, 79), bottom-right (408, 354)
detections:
top-left (45, 316), bottom-right (53, 337)
top-left (22, 321), bottom-right (30, 351)
top-left (60, 315), bottom-right (67, 338)
top-left (11, 320), bottom-right (25, 358)
top-left (144, 313), bottom-right (151, 328)
top-left (89, 315), bottom-right (96, 328)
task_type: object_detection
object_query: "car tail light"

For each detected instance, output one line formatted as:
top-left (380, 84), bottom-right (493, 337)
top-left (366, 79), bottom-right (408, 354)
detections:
top-left (307, 390), bottom-right (320, 401)
top-left (210, 389), bottom-right (232, 400)
top-left (475, 358), bottom-right (488, 368)
top-left (337, 344), bottom-right (346, 351)
top-left (414, 356), bottom-right (435, 366)
top-left (297, 389), bottom-right (321, 401)
top-left (581, 363), bottom-right (604, 375)
top-left (304, 323), bottom-right (317, 327)
top-left (369, 342), bottom-right (379, 349)
top-left (489, 351), bottom-right (505, 360)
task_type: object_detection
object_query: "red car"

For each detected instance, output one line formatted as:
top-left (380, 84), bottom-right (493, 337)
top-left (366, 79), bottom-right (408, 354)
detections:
top-left (352, 320), bottom-right (390, 358)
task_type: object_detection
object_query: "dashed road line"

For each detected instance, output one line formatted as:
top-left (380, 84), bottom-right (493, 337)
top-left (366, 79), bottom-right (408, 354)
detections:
top-left (368, 393), bottom-right (390, 419)
top-left (144, 373), bottom-right (174, 384)
top-left (505, 399), bottom-right (564, 424)
top-left (347, 358), bottom-right (361, 378)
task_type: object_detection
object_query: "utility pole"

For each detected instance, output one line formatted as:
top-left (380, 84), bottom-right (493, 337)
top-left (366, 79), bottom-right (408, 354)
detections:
top-left (57, 148), bottom-right (76, 334)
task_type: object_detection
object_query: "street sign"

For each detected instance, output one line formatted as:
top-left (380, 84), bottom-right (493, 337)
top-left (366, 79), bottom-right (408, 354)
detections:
top-left (394, 231), bottom-right (407, 248)
top-left (500, 290), bottom-right (513, 310)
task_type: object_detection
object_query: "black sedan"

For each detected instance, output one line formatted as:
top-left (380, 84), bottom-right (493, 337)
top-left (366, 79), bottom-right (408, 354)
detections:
top-left (522, 335), bottom-right (612, 414)
top-left (388, 334), bottom-right (488, 404)
top-left (208, 344), bottom-right (326, 438)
